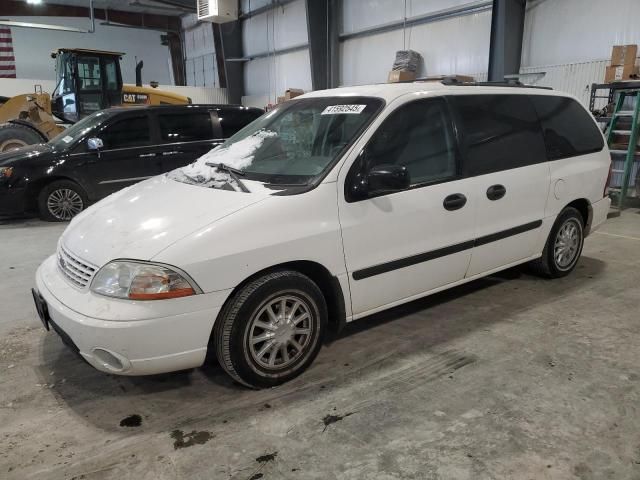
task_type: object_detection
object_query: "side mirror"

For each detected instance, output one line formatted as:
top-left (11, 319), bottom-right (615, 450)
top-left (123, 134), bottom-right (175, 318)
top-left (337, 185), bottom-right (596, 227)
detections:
top-left (87, 137), bottom-right (104, 151)
top-left (366, 164), bottom-right (410, 195)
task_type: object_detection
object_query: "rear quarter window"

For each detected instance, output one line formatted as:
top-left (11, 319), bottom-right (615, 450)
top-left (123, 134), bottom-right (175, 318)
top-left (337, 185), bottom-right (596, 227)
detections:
top-left (529, 95), bottom-right (604, 160)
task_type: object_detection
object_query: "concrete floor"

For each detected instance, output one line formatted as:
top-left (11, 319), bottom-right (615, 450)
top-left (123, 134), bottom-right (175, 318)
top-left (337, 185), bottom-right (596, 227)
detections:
top-left (1, 210), bottom-right (639, 480)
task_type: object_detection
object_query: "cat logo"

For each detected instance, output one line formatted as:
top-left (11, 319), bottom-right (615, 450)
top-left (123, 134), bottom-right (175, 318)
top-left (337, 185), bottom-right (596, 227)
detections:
top-left (122, 93), bottom-right (149, 104)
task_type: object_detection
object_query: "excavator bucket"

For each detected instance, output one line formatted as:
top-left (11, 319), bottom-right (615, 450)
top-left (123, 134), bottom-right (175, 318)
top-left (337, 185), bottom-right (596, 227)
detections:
top-left (0, 92), bottom-right (63, 152)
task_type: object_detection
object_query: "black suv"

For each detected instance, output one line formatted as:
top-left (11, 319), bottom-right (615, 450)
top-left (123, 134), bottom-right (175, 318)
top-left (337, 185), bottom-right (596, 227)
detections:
top-left (0, 104), bottom-right (263, 221)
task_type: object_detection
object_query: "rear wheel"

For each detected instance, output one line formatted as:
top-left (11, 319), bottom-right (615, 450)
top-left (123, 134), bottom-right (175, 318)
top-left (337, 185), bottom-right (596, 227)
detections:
top-left (529, 207), bottom-right (584, 278)
top-left (38, 180), bottom-right (88, 222)
top-left (0, 123), bottom-right (44, 152)
top-left (213, 270), bottom-right (327, 388)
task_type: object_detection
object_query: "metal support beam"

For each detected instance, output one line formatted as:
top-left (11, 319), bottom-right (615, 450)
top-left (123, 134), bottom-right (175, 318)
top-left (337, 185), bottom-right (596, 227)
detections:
top-left (488, 0), bottom-right (526, 81)
top-left (166, 32), bottom-right (186, 85)
top-left (226, 43), bottom-right (309, 62)
top-left (213, 20), bottom-right (244, 104)
top-left (306, 0), bottom-right (339, 90)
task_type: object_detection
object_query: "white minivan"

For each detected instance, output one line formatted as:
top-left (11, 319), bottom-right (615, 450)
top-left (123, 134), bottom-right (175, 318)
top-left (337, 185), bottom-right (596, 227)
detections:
top-left (34, 81), bottom-right (611, 388)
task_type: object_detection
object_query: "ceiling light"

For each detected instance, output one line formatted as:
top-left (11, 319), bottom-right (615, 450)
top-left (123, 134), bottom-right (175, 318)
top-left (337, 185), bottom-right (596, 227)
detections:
top-left (26, 0), bottom-right (43, 4)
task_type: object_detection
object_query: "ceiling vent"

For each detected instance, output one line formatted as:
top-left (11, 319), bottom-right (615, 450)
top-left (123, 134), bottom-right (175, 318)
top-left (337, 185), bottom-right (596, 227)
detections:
top-left (197, 0), bottom-right (238, 23)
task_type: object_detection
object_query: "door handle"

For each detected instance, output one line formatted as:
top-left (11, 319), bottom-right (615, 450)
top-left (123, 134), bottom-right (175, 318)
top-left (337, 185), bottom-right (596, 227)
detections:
top-left (138, 153), bottom-right (156, 158)
top-left (443, 193), bottom-right (467, 211)
top-left (486, 184), bottom-right (506, 201)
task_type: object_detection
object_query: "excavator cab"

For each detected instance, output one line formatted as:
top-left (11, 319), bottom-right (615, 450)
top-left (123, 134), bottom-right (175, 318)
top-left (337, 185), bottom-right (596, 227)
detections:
top-left (51, 48), bottom-right (124, 124)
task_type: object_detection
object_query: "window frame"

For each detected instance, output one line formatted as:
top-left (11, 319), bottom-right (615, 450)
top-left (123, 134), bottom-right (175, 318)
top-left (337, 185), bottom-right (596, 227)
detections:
top-left (345, 97), bottom-right (463, 203)
top-left (75, 55), bottom-right (103, 93)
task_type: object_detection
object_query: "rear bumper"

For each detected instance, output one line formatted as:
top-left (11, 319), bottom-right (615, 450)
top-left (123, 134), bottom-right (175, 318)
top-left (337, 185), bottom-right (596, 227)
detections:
top-left (0, 186), bottom-right (28, 216)
top-left (35, 254), bottom-right (230, 375)
top-left (588, 196), bottom-right (611, 235)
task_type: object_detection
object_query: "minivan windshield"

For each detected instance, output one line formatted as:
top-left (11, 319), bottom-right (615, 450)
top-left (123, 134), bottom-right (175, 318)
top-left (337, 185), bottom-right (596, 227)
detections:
top-left (48, 110), bottom-right (113, 150)
top-left (168, 96), bottom-right (383, 192)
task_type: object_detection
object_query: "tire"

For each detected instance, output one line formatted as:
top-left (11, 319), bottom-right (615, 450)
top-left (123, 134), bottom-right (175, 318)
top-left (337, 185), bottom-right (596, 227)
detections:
top-left (213, 270), bottom-right (327, 388)
top-left (0, 123), bottom-right (44, 152)
top-left (37, 180), bottom-right (88, 222)
top-left (529, 207), bottom-right (585, 278)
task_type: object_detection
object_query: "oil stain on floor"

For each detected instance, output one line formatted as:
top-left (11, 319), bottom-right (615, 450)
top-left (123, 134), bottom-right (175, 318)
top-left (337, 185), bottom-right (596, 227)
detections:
top-left (170, 430), bottom-right (213, 450)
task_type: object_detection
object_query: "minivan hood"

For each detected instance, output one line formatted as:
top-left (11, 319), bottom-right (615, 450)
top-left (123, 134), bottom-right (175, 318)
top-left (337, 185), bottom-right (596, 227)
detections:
top-left (62, 175), bottom-right (271, 267)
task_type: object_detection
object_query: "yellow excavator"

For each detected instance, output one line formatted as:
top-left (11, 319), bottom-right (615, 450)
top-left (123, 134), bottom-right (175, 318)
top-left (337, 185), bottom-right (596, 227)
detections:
top-left (0, 48), bottom-right (190, 152)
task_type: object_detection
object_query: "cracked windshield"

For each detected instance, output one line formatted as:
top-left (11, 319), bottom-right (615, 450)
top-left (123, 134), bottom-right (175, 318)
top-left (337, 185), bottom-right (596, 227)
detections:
top-left (167, 97), bottom-right (383, 193)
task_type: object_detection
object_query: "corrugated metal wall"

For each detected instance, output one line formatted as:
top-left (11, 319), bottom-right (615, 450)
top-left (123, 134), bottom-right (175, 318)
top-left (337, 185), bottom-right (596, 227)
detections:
top-left (340, 0), bottom-right (491, 86)
top-left (520, 61), bottom-right (609, 108)
top-left (522, 0), bottom-right (640, 68)
top-left (182, 14), bottom-right (219, 87)
top-left (242, 0), bottom-right (311, 101)
top-left (161, 85), bottom-right (229, 104)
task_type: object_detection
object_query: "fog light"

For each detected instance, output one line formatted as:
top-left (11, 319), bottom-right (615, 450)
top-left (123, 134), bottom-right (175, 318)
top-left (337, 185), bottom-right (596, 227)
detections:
top-left (92, 348), bottom-right (124, 371)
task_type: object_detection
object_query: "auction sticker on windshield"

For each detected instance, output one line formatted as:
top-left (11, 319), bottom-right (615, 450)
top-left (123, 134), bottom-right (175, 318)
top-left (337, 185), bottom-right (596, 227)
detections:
top-left (321, 104), bottom-right (367, 115)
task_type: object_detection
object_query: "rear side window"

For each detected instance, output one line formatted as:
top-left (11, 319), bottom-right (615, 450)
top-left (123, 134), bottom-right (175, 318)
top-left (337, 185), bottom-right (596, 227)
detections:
top-left (219, 109), bottom-right (261, 138)
top-left (530, 95), bottom-right (604, 160)
top-left (450, 94), bottom-right (547, 176)
top-left (158, 112), bottom-right (214, 142)
top-left (102, 116), bottom-right (150, 149)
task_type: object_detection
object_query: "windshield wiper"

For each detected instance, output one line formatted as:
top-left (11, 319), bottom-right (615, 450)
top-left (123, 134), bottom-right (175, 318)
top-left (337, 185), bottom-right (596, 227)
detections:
top-left (205, 162), bottom-right (250, 193)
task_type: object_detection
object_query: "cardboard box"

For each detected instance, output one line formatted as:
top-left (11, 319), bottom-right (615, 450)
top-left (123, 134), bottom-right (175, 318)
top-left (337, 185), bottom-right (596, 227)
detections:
top-left (277, 96), bottom-right (285, 104)
top-left (605, 64), bottom-right (640, 83)
top-left (284, 88), bottom-right (304, 100)
top-left (387, 70), bottom-right (416, 83)
top-left (611, 44), bottom-right (638, 66)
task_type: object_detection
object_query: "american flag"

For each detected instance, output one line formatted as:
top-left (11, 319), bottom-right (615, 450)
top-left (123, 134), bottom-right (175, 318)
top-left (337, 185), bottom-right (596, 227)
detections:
top-left (0, 27), bottom-right (16, 78)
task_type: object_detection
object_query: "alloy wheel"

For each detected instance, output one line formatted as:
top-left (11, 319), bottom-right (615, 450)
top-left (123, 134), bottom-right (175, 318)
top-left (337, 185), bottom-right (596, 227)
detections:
top-left (47, 188), bottom-right (84, 221)
top-left (554, 218), bottom-right (581, 270)
top-left (247, 294), bottom-right (314, 370)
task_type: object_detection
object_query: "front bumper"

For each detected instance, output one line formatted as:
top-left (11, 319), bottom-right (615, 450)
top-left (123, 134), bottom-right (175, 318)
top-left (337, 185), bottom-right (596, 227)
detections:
top-left (35, 254), bottom-right (231, 375)
top-left (0, 185), bottom-right (28, 216)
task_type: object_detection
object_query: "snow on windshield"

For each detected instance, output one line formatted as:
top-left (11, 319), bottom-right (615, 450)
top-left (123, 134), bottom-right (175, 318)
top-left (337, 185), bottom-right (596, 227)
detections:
top-left (166, 129), bottom-right (277, 192)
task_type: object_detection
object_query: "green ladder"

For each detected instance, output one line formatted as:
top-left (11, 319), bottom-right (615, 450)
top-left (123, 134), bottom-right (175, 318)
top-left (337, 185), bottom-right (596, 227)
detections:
top-left (606, 89), bottom-right (640, 210)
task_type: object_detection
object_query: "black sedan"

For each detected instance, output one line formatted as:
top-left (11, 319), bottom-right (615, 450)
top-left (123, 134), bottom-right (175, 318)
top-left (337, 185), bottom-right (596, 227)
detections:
top-left (0, 104), bottom-right (263, 221)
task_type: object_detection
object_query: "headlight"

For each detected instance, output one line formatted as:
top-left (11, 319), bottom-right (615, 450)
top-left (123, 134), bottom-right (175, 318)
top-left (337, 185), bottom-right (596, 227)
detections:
top-left (0, 167), bottom-right (13, 179)
top-left (90, 261), bottom-right (198, 300)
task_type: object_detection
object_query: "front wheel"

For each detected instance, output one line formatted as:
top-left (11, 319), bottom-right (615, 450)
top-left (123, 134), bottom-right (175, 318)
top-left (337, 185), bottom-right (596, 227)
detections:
top-left (213, 270), bottom-right (327, 388)
top-left (38, 180), bottom-right (88, 222)
top-left (529, 207), bottom-right (585, 278)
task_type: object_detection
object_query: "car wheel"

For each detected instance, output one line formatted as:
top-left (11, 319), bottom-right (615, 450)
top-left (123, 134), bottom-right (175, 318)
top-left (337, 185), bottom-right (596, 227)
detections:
top-left (529, 207), bottom-right (584, 278)
top-left (0, 123), bottom-right (44, 152)
top-left (38, 180), bottom-right (88, 222)
top-left (213, 270), bottom-right (327, 388)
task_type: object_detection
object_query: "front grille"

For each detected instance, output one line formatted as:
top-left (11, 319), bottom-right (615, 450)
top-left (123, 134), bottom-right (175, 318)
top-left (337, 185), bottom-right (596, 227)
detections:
top-left (57, 245), bottom-right (97, 289)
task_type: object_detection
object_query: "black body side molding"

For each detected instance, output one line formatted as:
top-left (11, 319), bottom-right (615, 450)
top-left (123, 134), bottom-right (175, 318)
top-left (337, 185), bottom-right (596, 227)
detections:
top-left (352, 220), bottom-right (543, 280)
